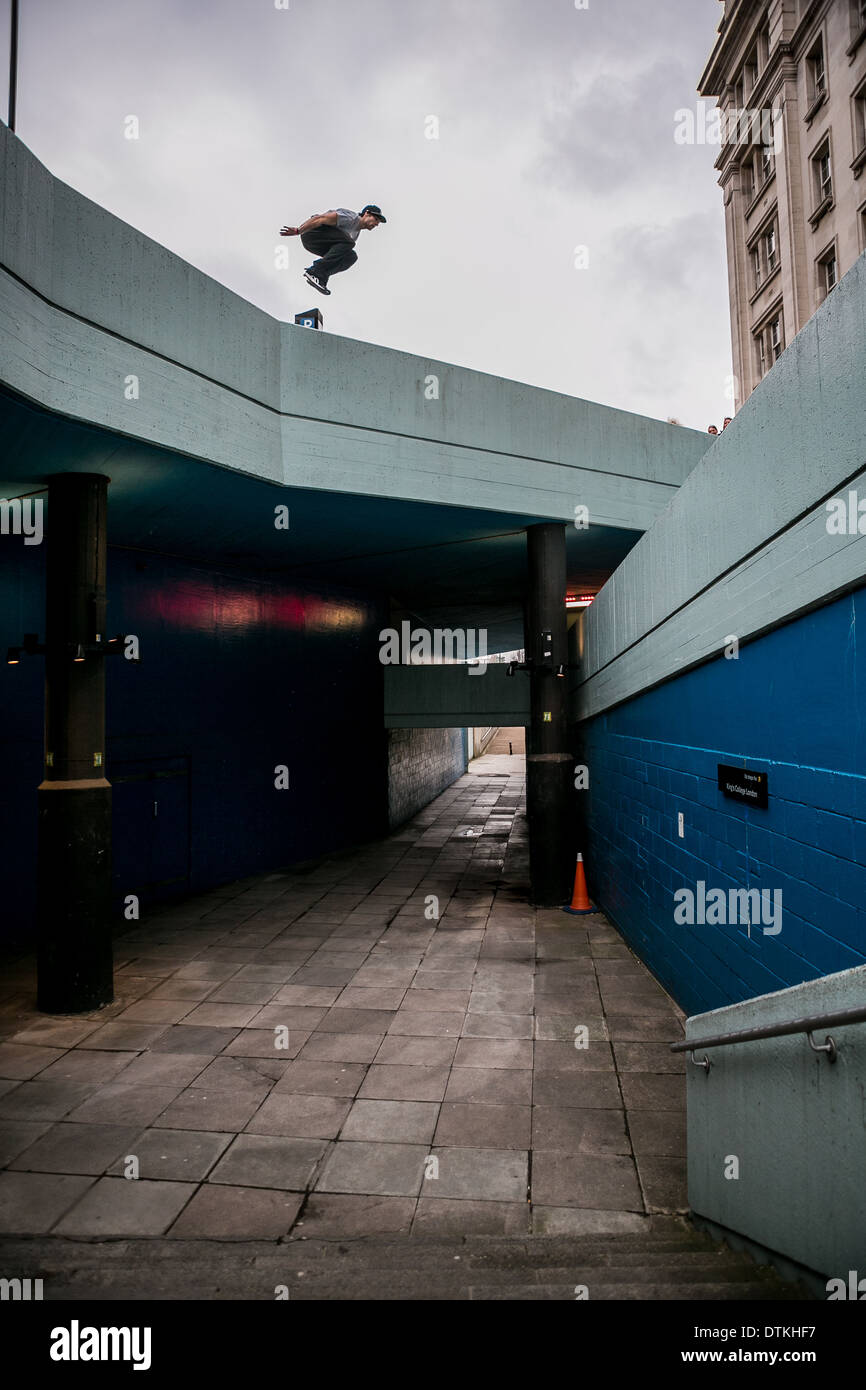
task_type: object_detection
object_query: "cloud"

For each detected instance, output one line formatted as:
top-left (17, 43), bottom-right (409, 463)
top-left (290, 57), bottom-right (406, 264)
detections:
top-left (535, 58), bottom-right (701, 196)
top-left (608, 211), bottom-right (726, 296)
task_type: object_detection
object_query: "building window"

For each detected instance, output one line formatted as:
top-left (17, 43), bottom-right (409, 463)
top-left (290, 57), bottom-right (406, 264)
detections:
top-left (758, 21), bottom-right (770, 69)
top-left (812, 140), bottom-right (833, 209)
top-left (807, 39), bottom-right (826, 104)
top-left (855, 1), bottom-right (866, 36)
top-left (752, 245), bottom-right (763, 290)
top-left (817, 245), bottom-right (838, 301)
top-left (743, 47), bottom-right (758, 97)
top-left (760, 142), bottom-right (774, 185)
top-left (755, 315), bottom-right (784, 379)
top-left (854, 83), bottom-right (866, 160)
top-left (750, 220), bottom-right (779, 291)
top-left (742, 156), bottom-right (755, 200)
top-left (818, 149), bottom-right (832, 199)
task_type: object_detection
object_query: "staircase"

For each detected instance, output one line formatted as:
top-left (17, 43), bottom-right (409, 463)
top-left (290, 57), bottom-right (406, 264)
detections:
top-left (7, 1220), bottom-right (812, 1300)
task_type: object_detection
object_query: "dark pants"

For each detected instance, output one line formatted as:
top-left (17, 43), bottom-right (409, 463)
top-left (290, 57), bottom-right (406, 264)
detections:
top-left (300, 227), bottom-right (358, 285)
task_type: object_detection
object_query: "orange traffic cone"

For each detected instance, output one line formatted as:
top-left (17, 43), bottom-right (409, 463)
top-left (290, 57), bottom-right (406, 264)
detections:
top-left (563, 852), bottom-right (594, 915)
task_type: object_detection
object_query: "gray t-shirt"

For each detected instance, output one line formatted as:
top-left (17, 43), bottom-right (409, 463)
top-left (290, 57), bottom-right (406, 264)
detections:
top-left (334, 208), bottom-right (362, 242)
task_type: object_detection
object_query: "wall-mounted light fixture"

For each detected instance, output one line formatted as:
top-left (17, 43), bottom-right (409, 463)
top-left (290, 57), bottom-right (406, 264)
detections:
top-left (6, 633), bottom-right (133, 665)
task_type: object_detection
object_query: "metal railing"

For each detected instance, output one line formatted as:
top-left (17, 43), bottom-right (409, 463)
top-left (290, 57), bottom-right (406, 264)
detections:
top-left (671, 1004), bottom-right (866, 1072)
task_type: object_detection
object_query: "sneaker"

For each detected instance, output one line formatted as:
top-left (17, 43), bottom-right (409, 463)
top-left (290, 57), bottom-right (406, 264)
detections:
top-left (304, 269), bottom-right (330, 295)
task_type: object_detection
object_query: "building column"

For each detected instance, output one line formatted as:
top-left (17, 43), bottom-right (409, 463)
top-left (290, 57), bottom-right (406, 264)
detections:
top-left (37, 473), bottom-right (114, 1013)
top-left (525, 523), bottom-right (573, 906)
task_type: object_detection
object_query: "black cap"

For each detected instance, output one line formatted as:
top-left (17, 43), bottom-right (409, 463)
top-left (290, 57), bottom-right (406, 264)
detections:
top-left (361, 204), bottom-right (387, 223)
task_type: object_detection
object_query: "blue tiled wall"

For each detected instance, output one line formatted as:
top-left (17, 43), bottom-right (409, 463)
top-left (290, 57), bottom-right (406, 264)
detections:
top-left (0, 541), bottom-right (388, 941)
top-left (580, 588), bottom-right (866, 1015)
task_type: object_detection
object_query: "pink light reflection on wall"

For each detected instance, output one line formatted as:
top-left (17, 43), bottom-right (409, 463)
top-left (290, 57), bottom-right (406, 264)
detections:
top-left (137, 583), bottom-right (362, 635)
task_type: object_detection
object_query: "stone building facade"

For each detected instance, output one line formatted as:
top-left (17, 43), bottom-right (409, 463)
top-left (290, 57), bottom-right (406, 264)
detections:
top-left (700, 0), bottom-right (866, 405)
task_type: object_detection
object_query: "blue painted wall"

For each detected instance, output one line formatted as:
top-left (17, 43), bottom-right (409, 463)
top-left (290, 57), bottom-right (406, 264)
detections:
top-left (0, 538), bottom-right (388, 941)
top-left (579, 587), bottom-right (866, 1015)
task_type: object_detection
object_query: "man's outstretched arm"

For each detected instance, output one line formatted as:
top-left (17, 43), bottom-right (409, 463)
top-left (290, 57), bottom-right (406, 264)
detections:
top-left (280, 210), bottom-right (338, 236)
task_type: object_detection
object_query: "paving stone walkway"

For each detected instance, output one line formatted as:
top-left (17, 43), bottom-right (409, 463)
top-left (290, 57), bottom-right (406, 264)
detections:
top-left (0, 745), bottom-right (688, 1250)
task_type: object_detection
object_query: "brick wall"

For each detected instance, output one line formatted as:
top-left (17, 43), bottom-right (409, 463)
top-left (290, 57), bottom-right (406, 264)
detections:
top-left (579, 588), bottom-right (866, 1016)
top-left (388, 727), bottom-right (467, 829)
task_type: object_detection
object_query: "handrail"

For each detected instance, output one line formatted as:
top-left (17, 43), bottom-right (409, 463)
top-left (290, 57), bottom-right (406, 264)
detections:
top-left (671, 1004), bottom-right (866, 1056)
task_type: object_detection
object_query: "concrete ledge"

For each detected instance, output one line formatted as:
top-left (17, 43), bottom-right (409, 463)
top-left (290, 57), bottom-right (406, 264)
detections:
top-left (685, 964), bottom-right (866, 1278)
top-left (0, 120), bottom-right (705, 527)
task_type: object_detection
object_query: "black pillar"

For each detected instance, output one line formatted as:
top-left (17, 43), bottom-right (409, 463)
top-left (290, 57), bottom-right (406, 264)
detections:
top-left (37, 473), bottom-right (114, 1012)
top-left (525, 523), bottom-right (572, 906)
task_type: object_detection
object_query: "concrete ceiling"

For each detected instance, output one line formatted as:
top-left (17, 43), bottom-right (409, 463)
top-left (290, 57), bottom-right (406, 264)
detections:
top-left (1, 386), bottom-right (639, 652)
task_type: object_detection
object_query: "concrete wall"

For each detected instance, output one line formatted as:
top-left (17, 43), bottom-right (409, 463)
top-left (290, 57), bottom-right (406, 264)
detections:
top-left (471, 727), bottom-right (498, 758)
top-left (686, 964), bottom-right (866, 1279)
top-left (576, 251), bottom-right (866, 1014)
top-left (576, 250), bottom-right (866, 721)
top-left (0, 539), bottom-right (389, 941)
top-left (387, 728), bottom-right (467, 830)
top-left (0, 120), bottom-right (707, 532)
top-left (385, 664), bottom-right (530, 728)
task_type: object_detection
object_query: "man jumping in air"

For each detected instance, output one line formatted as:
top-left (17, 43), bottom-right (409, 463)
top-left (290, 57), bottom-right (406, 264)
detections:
top-left (280, 205), bottom-right (387, 295)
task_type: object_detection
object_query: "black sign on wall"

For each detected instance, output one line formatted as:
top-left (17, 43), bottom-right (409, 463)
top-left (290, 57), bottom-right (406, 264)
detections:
top-left (717, 764), bottom-right (769, 809)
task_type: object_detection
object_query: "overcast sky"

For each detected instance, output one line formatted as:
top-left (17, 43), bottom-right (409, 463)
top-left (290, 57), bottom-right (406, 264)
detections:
top-left (2, 0), bottom-right (733, 429)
